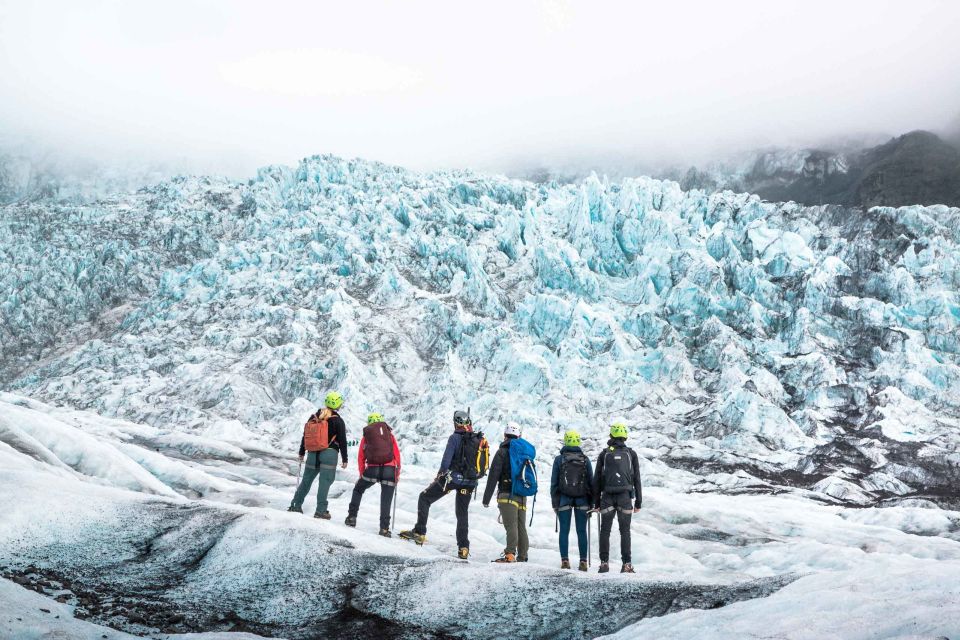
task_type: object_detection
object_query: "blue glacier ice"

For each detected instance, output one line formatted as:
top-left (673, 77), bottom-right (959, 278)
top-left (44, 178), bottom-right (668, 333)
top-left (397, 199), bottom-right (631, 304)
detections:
top-left (2, 155), bottom-right (959, 504)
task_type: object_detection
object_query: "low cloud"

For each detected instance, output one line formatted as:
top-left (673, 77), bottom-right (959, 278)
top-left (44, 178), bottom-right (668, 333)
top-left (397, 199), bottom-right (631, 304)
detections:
top-left (1, 0), bottom-right (958, 177)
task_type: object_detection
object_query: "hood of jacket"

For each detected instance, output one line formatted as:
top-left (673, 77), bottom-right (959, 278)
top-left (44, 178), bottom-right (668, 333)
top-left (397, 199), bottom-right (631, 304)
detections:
top-left (606, 437), bottom-right (627, 449)
top-left (560, 445), bottom-right (584, 455)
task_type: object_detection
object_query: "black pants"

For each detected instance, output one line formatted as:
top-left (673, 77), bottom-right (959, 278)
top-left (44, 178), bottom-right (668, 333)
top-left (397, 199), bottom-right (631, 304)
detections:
top-left (414, 479), bottom-right (473, 549)
top-left (599, 492), bottom-right (634, 563)
top-left (347, 466), bottom-right (397, 530)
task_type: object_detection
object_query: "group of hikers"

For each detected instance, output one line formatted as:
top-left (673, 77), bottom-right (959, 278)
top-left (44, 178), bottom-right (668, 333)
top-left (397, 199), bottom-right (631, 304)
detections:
top-left (288, 391), bottom-right (643, 574)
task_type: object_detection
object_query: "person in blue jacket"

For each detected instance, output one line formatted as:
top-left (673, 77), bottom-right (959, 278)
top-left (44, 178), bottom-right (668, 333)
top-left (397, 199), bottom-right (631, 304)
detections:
top-left (551, 430), bottom-right (594, 571)
top-left (399, 410), bottom-right (489, 559)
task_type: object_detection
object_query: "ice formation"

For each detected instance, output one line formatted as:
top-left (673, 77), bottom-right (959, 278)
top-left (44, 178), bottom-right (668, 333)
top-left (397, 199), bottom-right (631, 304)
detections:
top-left (2, 155), bottom-right (958, 506)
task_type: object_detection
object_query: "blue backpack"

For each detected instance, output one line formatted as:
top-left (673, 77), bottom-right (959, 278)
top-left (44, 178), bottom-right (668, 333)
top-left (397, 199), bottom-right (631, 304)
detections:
top-left (508, 438), bottom-right (538, 498)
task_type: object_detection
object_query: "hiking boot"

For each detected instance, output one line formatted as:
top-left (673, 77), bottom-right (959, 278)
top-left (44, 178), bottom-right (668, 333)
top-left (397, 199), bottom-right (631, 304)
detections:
top-left (287, 506), bottom-right (302, 513)
top-left (458, 547), bottom-right (470, 560)
top-left (517, 556), bottom-right (528, 562)
top-left (493, 553), bottom-right (516, 563)
top-left (379, 529), bottom-right (392, 538)
top-left (598, 562), bottom-right (610, 574)
top-left (621, 563), bottom-right (635, 574)
top-left (560, 559), bottom-right (571, 570)
top-left (344, 516), bottom-right (357, 527)
top-left (314, 511), bottom-right (331, 520)
top-left (399, 530), bottom-right (426, 545)
top-left (578, 560), bottom-right (589, 572)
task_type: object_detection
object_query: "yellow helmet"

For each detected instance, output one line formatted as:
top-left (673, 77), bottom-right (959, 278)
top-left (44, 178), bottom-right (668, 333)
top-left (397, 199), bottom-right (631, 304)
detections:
top-left (610, 422), bottom-right (628, 439)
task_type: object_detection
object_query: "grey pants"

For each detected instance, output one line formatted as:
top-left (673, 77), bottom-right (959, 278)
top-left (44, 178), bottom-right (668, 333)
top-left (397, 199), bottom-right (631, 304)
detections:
top-left (290, 449), bottom-right (339, 514)
top-left (498, 493), bottom-right (529, 558)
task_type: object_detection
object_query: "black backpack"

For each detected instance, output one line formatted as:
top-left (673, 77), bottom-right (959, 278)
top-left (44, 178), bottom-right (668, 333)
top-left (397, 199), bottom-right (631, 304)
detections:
top-left (602, 447), bottom-right (633, 494)
top-left (453, 432), bottom-right (489, 481)
top-left (558, 452), bottom-right (588, 498)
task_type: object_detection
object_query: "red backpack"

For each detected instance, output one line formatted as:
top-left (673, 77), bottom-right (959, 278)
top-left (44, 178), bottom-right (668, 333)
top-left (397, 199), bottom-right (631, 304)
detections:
top-left (363, 422), bottom-right (395, 464)
top-left (304, 410), bottom-right (336, 452)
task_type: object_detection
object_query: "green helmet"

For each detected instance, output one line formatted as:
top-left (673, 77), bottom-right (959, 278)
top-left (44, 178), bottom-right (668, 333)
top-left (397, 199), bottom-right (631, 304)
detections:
top-left (563, 430), bottom-right (581, 447)
top-left (610, 422), bottom-right (628, 439)
top-left (325, 391), bottom-right (344, 410)
top-left (367, 412), bottom-right (384, 424)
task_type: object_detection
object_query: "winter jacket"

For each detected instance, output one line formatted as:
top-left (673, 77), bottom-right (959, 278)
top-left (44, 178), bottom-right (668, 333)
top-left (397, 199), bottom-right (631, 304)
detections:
top-left (592, 438), bottom-right (642, 510)
top-left (550, 445), bottom-right (594, 510)
top-left (298, 410), bottom-right (348, 464)
top-left (482, 437), bottom-right (517, 505)
top-left (438, 428), bottom-right (479, 488)
top-left (357, 422), bottom-right (401, 480)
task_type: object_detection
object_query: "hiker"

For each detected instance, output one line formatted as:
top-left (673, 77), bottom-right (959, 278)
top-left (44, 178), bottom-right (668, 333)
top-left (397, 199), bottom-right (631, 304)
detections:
top-left (551, 430), bottom-right (593, 571)
top-left (399, 410), bottom-right (489, 559)
top-left (345, 413), bottom-right (401, 537)
top-left (288, 391), bottom-right (349, 519)
top-left (482, 422), bottom-right (534, 563)
top-left (592, 422), bottom-right (642, 574)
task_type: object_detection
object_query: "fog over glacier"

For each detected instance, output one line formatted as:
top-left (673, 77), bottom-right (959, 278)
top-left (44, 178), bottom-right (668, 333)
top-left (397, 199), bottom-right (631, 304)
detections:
top-left (2, 0), bottom-right (960, 175)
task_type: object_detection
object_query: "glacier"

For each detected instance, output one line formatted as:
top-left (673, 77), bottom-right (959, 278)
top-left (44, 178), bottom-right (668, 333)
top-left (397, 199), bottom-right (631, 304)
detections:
top-left (2, 154), bottom-right (959, 505)
top-left (1, 154), bottom-right (960, 638)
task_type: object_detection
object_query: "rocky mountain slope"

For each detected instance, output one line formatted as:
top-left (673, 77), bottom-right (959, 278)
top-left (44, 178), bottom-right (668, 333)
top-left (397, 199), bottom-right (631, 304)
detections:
top-left (679, 131), bottom-right (960, 208)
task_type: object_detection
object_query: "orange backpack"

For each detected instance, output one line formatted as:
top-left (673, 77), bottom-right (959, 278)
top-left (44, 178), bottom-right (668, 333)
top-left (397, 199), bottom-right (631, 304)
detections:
top-left (304, 410), bottom-right (336, 452)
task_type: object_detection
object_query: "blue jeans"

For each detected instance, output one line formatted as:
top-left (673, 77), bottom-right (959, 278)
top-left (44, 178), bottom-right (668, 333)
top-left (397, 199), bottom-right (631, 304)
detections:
top-left (558, 507), bottom-right (589, 561)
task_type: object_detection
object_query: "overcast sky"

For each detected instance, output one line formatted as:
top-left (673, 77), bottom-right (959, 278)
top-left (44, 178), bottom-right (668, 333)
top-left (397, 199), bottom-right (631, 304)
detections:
top-left (2, 0), bottom-right (959, 176)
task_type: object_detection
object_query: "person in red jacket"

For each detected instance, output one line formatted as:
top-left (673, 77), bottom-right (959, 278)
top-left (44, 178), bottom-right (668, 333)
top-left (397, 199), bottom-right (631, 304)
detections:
top-left (345, 412), bottom-right (401, 537)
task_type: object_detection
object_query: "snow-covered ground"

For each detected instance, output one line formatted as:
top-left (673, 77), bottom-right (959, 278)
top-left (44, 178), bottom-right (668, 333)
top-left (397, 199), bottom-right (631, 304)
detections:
top-left (2, 393), bottom-right (958, 638)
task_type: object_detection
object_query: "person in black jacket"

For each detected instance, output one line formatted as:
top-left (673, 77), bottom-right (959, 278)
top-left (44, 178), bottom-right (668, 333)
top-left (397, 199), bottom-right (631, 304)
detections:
top-left (482, 422), bottom-right (529, 563)
top-left (592, 421), bottom-right (642, 574)
top-left (288, 391), bottom-right (349, 519)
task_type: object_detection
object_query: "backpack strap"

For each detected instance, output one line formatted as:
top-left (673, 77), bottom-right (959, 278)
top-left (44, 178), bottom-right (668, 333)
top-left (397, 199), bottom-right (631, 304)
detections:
top-left (475, 436), bottom-right (483, 475)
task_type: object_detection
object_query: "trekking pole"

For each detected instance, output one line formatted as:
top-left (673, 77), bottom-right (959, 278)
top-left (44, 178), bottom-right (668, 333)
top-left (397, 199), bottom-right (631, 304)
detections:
top-left (555, 511), bottom-right (558, 534)
top-left (587, 511), bottom-right (592, 567)
top-left (296, 459), bottom-right (302, 484)
top-left (391, 482), bottom-right (399, 534)
top-left (596, 511), bottom-right (601, 560)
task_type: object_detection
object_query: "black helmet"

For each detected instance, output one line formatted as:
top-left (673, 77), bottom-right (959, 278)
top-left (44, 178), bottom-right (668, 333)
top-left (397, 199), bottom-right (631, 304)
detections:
top-left (453, 410), bottom-right (471, 428)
